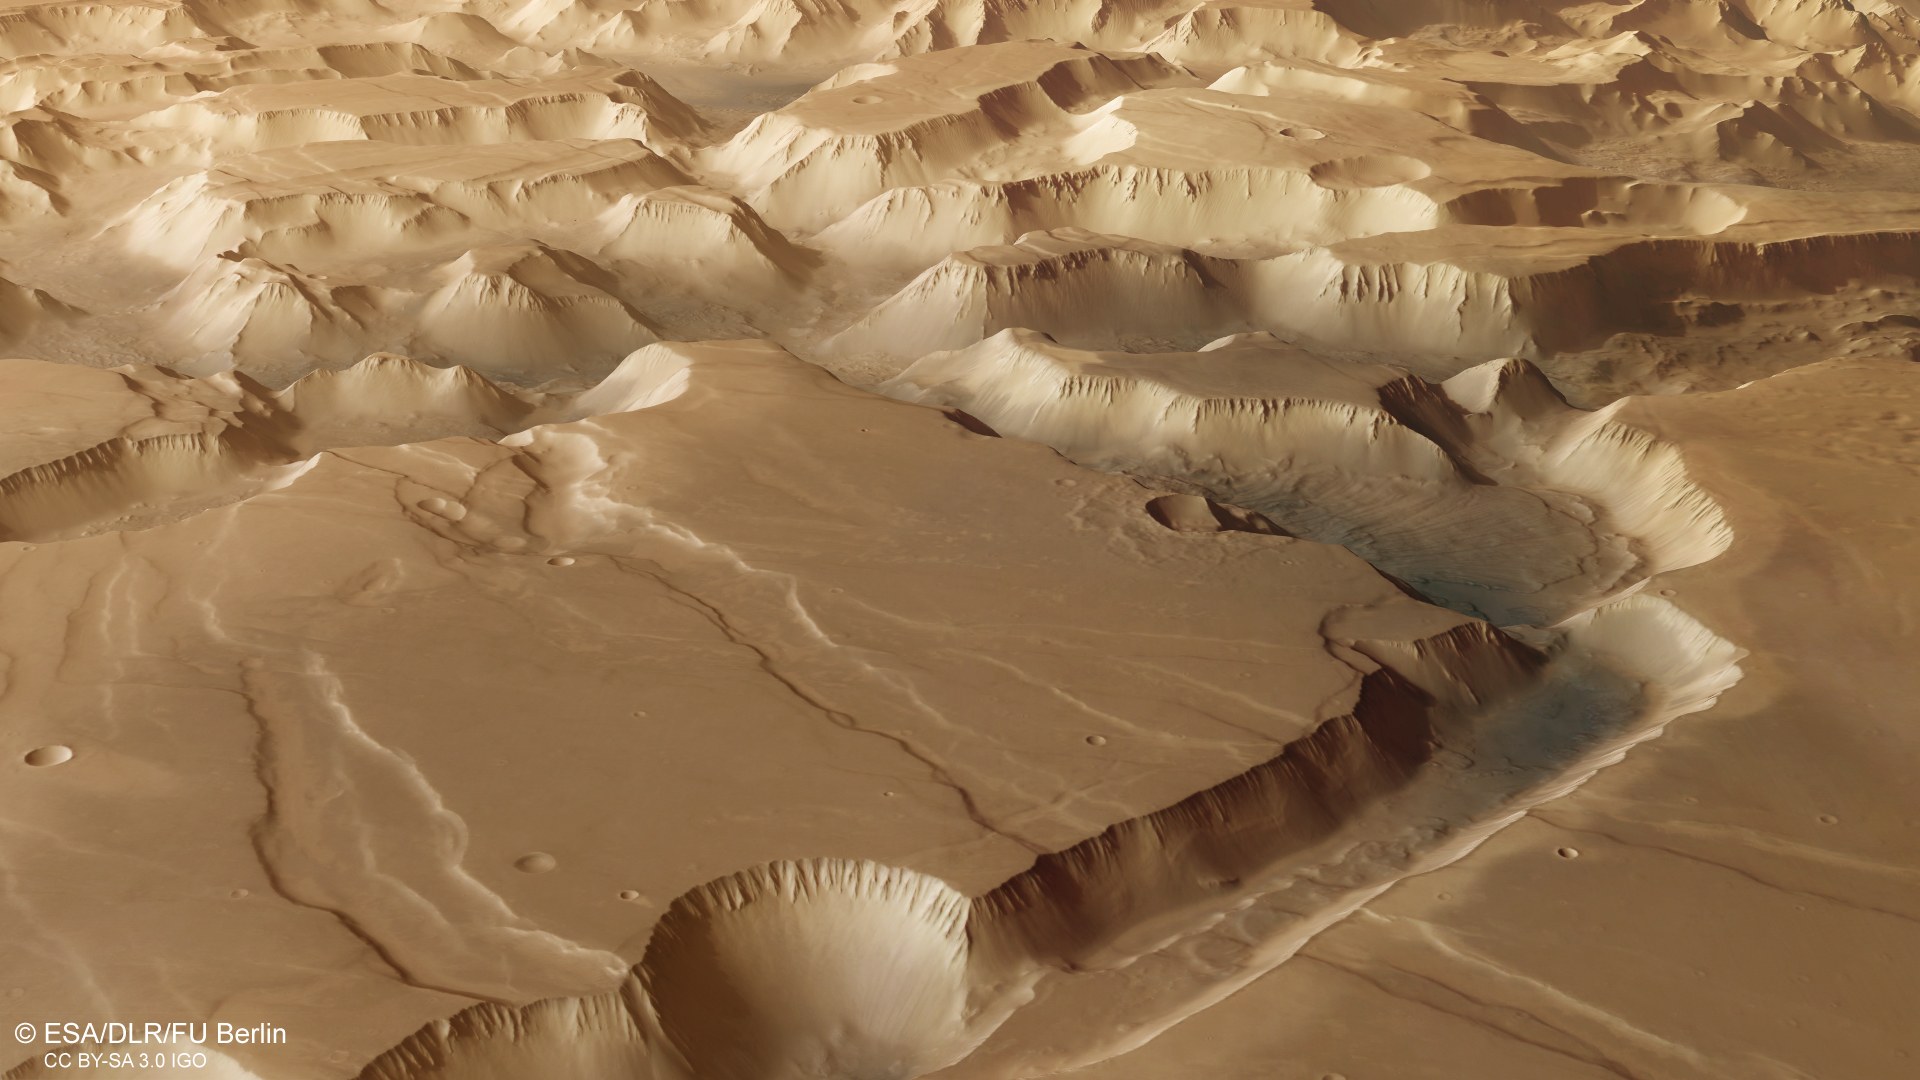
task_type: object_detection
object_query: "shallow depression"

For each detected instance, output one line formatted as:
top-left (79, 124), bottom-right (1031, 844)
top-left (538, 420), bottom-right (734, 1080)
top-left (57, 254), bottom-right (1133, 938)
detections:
top-left (23, 744), bottom-right (72, 766)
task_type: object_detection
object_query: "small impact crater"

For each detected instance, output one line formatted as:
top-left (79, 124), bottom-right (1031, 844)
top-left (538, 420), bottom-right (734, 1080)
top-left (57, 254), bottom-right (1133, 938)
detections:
top-left (1145, 493), bottom-right (1288, 535)
top-left (23, 744), bottom-right (72, 767)
top-left (1308, 154), bottom-right (1433, 189)
top-left (514, 852), bottom-right (558, 874)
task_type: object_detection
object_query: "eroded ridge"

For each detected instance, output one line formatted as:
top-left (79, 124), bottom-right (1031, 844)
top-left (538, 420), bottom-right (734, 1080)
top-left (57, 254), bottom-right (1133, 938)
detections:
top-left (887, 330), bottom-right (1731, 624)
top-left (3, 4), bottom-right (1920, 398)
top-left (0, 348), bottom-right (687, 542)
top-left (15, 0), bottom-right (1904, 1074)
top-left (0, 326), bottom-right (1749, 1079)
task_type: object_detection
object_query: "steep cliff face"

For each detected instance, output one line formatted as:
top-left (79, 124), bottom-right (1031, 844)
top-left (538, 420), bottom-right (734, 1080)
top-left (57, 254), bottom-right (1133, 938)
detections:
top-left (3, 0), bottom-right (1914, 1076)
top-left (885, 331), bottom-right (1731, 624)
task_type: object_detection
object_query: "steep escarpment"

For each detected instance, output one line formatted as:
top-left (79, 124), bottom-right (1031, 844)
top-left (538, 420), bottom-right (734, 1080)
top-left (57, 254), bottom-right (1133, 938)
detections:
top-left (8, 0), bottom-right (1913, 1076)
top-left (344, 586), bottom-right (1740, 1079)
top-left (885, 330), bottom-right (1731, 624)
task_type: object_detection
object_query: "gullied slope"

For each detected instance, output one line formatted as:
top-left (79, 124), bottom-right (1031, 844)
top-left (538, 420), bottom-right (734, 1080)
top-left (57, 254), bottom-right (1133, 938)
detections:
top-left (885, 329), bottom-right (1732, 624)
top-left (0, 341), bottom-right (1744, 1080)
top-left (348, 592), bottom-right (1740, 1079)
top-left (5, 6), bottom-right (1920, 393)
top-left (5, 0), bottom-right (1914, 1076)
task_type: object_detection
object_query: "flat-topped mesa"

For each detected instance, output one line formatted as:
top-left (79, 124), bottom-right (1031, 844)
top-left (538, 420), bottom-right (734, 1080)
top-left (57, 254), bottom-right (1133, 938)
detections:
top-left (1468, 78), bottom-right (1901, 179)
top-left (698, 42), bottom-right (1199, 233)
top-left (1506, 224), bottom-right (1920, 363)
top-left (101, 172), bottom-right (465, 274)
top-left (0, 0), bottom-right (215, 60)
top-left (0, 353), bottom-right (549, 543)
top-left (524, 0), bottom-right (903, 67)
top-left (118, 69), bottom-right (709, 158)
top-left (131, 235), bottom-right (685, 381)
top-left (1208, 58), bottom-right (1563, 158)
top-left (803, 74), bottom-right (1616, 274)
top-left (1317, 10), bottom-right (1920, 185)
top-left (99, 140), bottom-right (692, 272)
top-left (0, 428), bottom-right (281, 543)
top-left (0, 44), bottom-right (483, 116)
top-left (816, 229), bottom-right (1544, 374)
top-left (807, 162), bottom-right (1433, 280)
top-left (0, 361), bottom-right (288, 542)
top-left (885, 330), bottom-right (1731, 624)
top-left (818, 230), bottom-right (1252, 367)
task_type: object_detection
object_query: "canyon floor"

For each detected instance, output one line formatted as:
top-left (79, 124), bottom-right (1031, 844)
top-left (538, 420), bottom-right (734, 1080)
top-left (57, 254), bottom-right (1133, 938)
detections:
top-left (0, 0), bottom-right (1915, 1078)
